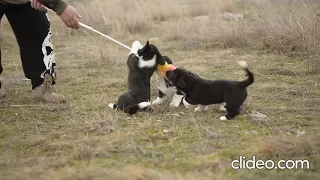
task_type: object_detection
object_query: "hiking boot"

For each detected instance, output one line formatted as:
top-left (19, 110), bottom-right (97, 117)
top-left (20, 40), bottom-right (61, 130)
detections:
top-left (0, 89), bottom-right (5, 98)
top-left (32, 74), bottom-right (66, 103)
top-left (0, 80), bottom-right (5, 98)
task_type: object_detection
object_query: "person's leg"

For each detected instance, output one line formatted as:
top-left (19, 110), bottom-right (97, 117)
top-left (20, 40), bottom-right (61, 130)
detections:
top-left (5, 3), bottom-right (55, 88)
top-left (5, 3), bottom-right (65, 102)
top-left (0, 4), bottom-right (6, 97)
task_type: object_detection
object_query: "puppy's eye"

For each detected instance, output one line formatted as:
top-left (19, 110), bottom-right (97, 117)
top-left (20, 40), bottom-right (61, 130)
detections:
top-left (138, 49), bottom-right (143, 56)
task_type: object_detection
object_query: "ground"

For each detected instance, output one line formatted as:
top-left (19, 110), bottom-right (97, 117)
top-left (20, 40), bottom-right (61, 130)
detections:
top-left (0, 4), bottom-right (320, 180)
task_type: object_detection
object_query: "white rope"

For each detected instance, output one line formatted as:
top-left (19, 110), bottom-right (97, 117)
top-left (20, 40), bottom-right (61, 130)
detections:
top-left (44, 6), bottom-right (131, 50)
top-left (78, 22), bottom-right (131, 50)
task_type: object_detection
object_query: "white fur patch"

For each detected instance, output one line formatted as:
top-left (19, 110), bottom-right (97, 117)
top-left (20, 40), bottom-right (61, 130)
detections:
top-left (138, 102), bottom-right (151, 109)
top-left (130, 41), bottom-right (143, 56)
top-left (157, 76), bottom-right (177, 97)
top-left (152, 97), bottom-right (166, 105)
top-left (138, 55), bottom-right (156, 68)
top-left (237, 60), bottom-right (248, 68)
top-left (219, 102), bottom-right (227, 112)
top-left (194, 105), bottom-right (209, 112)
top-left (108, 103), bottom-right (115, 109)
top-left (170, 93), bottom-right (184, 107)
top-left (220, 116), bottom-right (228, 121)
top-left (164, 87), bottom-right (177, 97)
top-left (157, 76), bottom-right (167, 93)
top-left (182, 97), bottom-right (193, 109)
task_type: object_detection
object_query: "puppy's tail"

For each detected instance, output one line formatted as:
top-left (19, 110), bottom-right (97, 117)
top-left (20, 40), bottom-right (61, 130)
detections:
top-left (108, 103), bottom-right (119, 109)
top-left (125, 102), bottom-right (152, 115)
top-left (237, 61), bottom-right (254, 88)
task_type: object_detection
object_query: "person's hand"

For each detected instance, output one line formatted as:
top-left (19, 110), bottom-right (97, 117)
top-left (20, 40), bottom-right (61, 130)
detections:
top-left (59, 5), bottom-right (81, 30)
top-left (30, 0), bottom-right (47, 12)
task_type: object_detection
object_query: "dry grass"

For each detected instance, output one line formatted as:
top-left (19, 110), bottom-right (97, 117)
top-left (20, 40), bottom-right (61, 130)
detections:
top-left (70, 0), bottom-right (320, 51)
top-left (68, 0), bottom-right (320, 72)
top-left (257, 0), bottom-right (320, 54)
top-left (0, 0), bottom-right (320, 179)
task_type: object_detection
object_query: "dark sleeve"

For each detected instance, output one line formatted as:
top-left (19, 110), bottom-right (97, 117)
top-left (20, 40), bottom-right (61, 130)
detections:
top-left (39, 0), bottom-right (68, 15)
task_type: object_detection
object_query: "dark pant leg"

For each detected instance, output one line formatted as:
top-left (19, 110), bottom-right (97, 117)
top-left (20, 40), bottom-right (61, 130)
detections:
top-left (0, 3), bottom-right (7, 75)
top-left (0, 4), bottom-right (6, 90)
top-left (5, 3), bottom-right (56, 89)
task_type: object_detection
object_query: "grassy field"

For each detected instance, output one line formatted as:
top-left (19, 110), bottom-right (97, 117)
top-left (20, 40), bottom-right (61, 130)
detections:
top-left (0, 0), bottom-right (320, 179)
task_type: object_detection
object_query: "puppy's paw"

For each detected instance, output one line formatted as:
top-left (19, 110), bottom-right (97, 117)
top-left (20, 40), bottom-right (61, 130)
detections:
top-left (220, 116), bottom-right (228, 121)
top-left (152, 97), bottom-right (166, 105)
top-left (194, 105), bottom-right (208, 112)
top-left (132, 40), bottom-right (141, 48)
top-left (130, 41), bottom-right (142, 55)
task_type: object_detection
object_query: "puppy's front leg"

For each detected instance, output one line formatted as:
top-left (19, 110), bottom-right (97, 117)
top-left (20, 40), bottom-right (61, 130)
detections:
top-left (220, 108), bottom-right (240, 120)
top-left (170, 93), bottom-right (184, 107)
top-left (194, 105), bottom-right (209, 112)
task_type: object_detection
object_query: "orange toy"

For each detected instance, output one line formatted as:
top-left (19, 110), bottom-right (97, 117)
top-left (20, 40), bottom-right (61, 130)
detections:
top-left (157, 62), bottom-right (176, 80)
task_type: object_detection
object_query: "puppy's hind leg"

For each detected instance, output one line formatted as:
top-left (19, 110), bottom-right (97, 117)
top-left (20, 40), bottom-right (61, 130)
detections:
top-left (220, 108), bottom-right (240, 120)
top-left (220, 93), bottom-right (245, 120)
top-left (124, 102), bottom-right (152, 115)
top-left (194, 105), bottom-right (209, 112)
top-left (182, 97), bottom-right (193, 109)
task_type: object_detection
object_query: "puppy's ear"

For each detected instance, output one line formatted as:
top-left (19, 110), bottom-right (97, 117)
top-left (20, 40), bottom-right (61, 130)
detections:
top-left (157, 56), bottom-right (166, 66)
top-left (145, 41), bottom-right (151, 51)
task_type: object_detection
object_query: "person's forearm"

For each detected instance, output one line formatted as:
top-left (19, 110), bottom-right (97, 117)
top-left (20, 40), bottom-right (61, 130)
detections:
top-left (38, 0), bottom-right (68, 15)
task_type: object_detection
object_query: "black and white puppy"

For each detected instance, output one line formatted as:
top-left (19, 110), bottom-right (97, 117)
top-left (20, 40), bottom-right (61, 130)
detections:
top-left (166, 61), bottom-right (254, 120)
top-left (152, 56), bottom-right (185, 107)
top-left (108, 41), bottom-right (163, 115)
